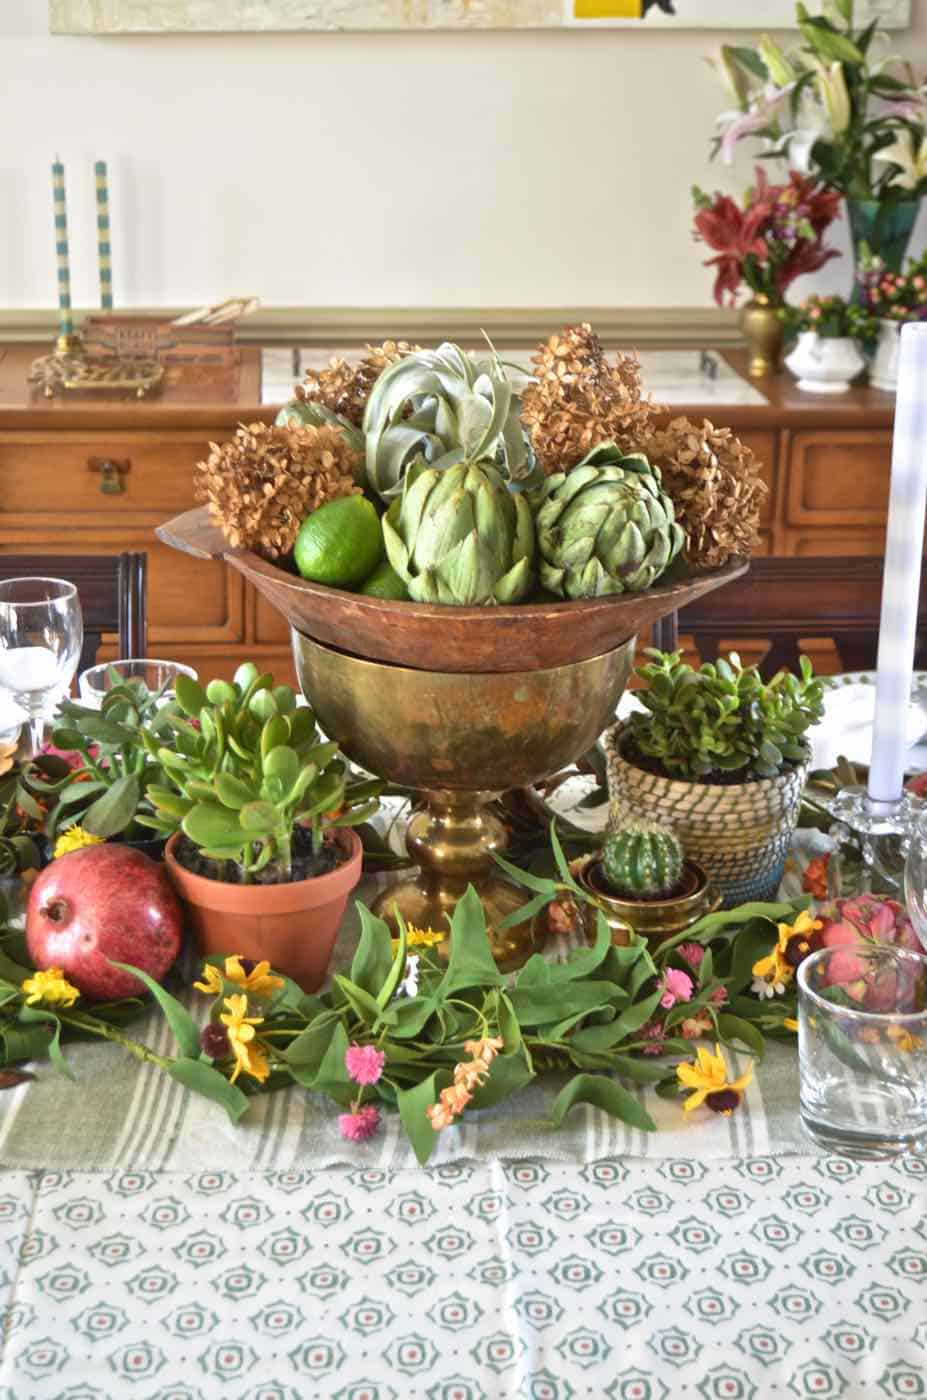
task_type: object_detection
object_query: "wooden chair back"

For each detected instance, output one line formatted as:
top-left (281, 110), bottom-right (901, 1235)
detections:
top-left (653, 556), bottom-right (912, 679)
top-left (0, 552), bottom-right (148, 673)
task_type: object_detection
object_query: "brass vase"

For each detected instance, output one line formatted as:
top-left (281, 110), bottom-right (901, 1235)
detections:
top-left (741, 296), bottom-right (784, 378)
top-left (292, 631), bottom-right (635, 967)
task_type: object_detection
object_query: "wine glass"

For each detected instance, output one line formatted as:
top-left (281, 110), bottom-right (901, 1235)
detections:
top-left (0, 577), bottom-right (83, 754)
top-left (904, 806), bottom-right (927, 953)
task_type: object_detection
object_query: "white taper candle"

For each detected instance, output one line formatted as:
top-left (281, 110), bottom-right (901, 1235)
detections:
top-left (868, 322), bottom-right (927, 806)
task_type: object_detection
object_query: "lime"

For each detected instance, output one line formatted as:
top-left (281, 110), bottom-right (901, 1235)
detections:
top-left (357, 560), bottom-right (409, 600)
top-left (293, 496), bottom-right (383, 587)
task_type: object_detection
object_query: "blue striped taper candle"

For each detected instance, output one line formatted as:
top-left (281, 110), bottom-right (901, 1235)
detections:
top-left (94, 159), bottom-right (113, 310)
top-left (868, 323), bottom-right (927, 806)
top-left (51, 157), bottom-right (72, 338)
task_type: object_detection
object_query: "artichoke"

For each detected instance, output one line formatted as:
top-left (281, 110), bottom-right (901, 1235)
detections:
top-left (363, 342), bottom-right (538, 501)
top-left (383, 460), bottom-right (535, 606)
top-left (533, 444), bottom-right (685, 599)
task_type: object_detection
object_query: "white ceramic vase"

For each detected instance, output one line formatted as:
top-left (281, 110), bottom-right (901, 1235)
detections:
top-left (869, 318), bottom-right (901, 393)
top-left (784, 330), bottom-right (866, 394)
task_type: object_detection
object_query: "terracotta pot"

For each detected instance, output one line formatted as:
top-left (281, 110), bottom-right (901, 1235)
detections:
top-left (164, 829), bottom-right (362, 991)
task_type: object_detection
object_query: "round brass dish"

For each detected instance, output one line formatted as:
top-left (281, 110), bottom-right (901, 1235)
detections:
top-left (576, 858), bottom-right (721, 948)
top-left (292, 631), bottom-right (636, 967)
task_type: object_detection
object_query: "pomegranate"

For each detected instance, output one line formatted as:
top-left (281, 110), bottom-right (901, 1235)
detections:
top-left (26, 844), bottom-right (182, 1002)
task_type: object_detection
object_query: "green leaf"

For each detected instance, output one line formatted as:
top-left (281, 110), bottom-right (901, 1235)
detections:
top-left (568, 989), bottom-right (663, 1052)
top-left (262, 744), bottom-right (300, 792)
top-left (468, 1046), bottom-right (535, 1109)
top-left (437, 885), bottom-right (503, 996)
top-left (309, 1022), bottom-right (353, 1105)
top-left (728, 917), bottom-right (782, 995)
top-left (17, 1006), bottom-right (73, 1079)
top-left (560, 911), bottom-right (613, 980)
top-left (549, 1073), bottom-right (655, 1132)
top-left (175, 675), bottom-right (208, 716)
top-left (0, 1020), bottom-right (54, 1068)
top-left (508, 979), bottom-right (619, 1028)
top-left (332, 975), bottom-right (384, 1027)
top-left (397, 1071), bottom-right (447, 1165)
top-left (716, 1013), bottom-right (766, 1059)
top-left (214, 773), bottom-right (255, 810)
top-left (0, 947), bottom-right (34, 985)
top-left (282, 1009), bottom-right (342, 1069)
top-left (167, 1057), bottom-right (251, 1122)
top-left (109, 962), bottom-right (200, 1058)
top-left (387, 996), bottom-right (441, 1039)
top-left (183, 803), bottom-right (244, 851)
top-left (376, 913), bottom-right (408, 1011)
top-left (350, 903), bottom-right (395, 999)
top-left (607, 1052), bottom-right (673, 1085)
top-left (726, 43), bottom-right (769, 80)
top-left (491, 850), bottom-right (558, 896)
top-left (81, 774), bottom-right (141, 837)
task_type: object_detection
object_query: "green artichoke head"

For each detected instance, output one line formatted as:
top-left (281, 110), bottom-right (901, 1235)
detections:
top-left (363, 341), bottom-right (538, 501)
top-left (382, 459), bottom-right (536, 606)
top-left (533, 444), bottom-right (685, 599)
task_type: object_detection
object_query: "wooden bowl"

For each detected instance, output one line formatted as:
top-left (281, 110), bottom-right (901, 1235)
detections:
top-left (157, 506), bottom-right (749, 674)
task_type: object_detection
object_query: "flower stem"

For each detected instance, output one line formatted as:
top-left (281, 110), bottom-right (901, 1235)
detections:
top-left (62, 1011), bottom-right (172, 1070)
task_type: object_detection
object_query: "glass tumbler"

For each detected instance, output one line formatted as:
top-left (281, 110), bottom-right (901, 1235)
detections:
top-left (78, 658), bottom-right (197, 710)
top-left (904, 807), bottom-right (927, 954)
top-left (797, 943), bottom-right (927, 1158)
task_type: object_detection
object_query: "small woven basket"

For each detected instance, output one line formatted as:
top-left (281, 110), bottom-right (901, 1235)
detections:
top-left (604, 725), bottom-right (808, 907)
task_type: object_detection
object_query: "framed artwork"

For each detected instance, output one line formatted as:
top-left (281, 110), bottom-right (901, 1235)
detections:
top-left (50, 0), bottom-right (911, 32)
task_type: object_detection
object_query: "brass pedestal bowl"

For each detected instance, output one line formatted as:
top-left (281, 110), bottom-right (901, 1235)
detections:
top-left (292, 632), bottom-right (635, 965)
top-left (157, 507), bottom-right (748, 966)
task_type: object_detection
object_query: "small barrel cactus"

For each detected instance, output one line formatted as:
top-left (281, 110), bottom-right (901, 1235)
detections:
top-left (601, 821), bottom-right (684, 899)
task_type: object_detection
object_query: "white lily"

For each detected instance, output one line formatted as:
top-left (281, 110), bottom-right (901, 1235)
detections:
top-left (716, 82), bottom-right (795, 164)
top-left (759, 33), bottom-right (797, 88)
top-left (873, 130), bottom-right (927, 190)
top-left (397, 954), bottom-right (420, 999)
top-left (811, 58), bottom-right (852, 136)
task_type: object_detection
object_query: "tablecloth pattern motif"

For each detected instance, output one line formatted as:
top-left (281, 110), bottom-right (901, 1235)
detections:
top-left (2, 1153), bottom-right (926, 1400)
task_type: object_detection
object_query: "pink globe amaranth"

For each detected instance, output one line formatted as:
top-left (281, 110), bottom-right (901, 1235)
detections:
top-left (813, 896), bottom-right (919, 953)
top-left (26, 844), bottom-right (182, 1002)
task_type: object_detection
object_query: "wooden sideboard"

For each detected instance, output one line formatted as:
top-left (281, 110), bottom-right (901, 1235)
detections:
top-left (0, 341), bottom-right (896, 685)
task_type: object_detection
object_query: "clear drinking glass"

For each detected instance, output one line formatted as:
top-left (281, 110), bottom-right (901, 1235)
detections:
top-left (0, 577), bottom-right (83, 754)
top-left (79, 658), bottom-right (197, 710)
top-left (904, 807), bottom-right (927, 953)
top-left (797, 943), bottom-right (927, 1158)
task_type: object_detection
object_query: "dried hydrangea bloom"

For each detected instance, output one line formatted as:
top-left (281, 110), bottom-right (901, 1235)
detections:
top-left (521, 322), bottom-right (660, 475)
top-left (195, 420), bottom-right (360, 559)
top-left (295, 340), bottom-right (421, 427)
top-left (643, 415), bottom-right (767, 569)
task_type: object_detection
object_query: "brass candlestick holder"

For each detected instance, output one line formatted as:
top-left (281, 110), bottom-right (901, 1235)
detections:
top-left (29, 332), bottom-right (163, 399)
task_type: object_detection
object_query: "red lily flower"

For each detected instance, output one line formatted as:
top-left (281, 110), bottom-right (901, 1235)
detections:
top-left (694, 192), bottom-right (773, 307)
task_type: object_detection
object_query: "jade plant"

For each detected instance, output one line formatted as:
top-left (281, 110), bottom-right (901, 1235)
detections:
top-left (623, 649), bottom-right (824, 782)
top-left (28, 675), bottom-right (178, 844)
top-left (138, 663), bottom-right (381, 882)
top-left (601, 821), bottom-right (684, 900)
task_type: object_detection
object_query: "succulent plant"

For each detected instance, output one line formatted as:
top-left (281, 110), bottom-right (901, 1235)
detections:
top-left (383, 459), bottom-right (535, 606)
top-left (138, 663), bottom-right (381, 882)
top-left (29, 676), bottom-right (179, 843)
top-left (623, 649), bottom-right (825, 782)
top-left (363, 341), bottom-right (537, 501)
top-left (531, 444), bottom-right (685, 598)
top-left (601, 821), bottom-right (684, 899)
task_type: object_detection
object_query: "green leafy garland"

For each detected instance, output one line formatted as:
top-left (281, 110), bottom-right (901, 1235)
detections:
top-left (1, 831), bottom-right (810, 1160)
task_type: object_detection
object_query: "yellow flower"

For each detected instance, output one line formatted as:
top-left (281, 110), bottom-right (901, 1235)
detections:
top-left (0, 739), bottom-right (17, 778)
top-left (21, 967), bottom-right (80, 1009)
top-left (752, 910), bottom-right (822, 998)
top-left (53, 827), bottom-right (105, 859)
top-left (783, 1017), bottom-right (799, 1032)
top-left (886, 1024), bottom-right (924, 1054)
top-left (219, 994), bottom-right (270, 1084)
top-left (677, 1043), bottom-right (754, 1115)
top-left (194, 956), bottom-right (283, 999)
top-left (391, 925), bottom-right (445, 952)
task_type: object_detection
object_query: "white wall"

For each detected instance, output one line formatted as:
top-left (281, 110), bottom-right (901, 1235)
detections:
top-left (2, 0), bottom-right (925, 311)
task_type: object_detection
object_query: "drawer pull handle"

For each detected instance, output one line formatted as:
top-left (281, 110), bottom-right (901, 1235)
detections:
top-left (88, 458), bottom-right (130, 495)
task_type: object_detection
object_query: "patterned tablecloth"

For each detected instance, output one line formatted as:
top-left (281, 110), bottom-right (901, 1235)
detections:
top-left (2, 1154), bottom-right (926, 1399)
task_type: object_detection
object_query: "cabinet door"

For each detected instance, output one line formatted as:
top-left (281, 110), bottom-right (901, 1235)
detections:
top-left (787, 430), bottom-right (892, 529)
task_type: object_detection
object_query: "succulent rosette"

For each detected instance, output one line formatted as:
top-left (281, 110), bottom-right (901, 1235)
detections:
top-left (382, 458), bottom-right (535, 606)
top-left (532, 444), bottom-right (684, 599)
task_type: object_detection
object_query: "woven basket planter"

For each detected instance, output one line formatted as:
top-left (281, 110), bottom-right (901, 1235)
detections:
top-left (604, 725), bottom-right (809, 907)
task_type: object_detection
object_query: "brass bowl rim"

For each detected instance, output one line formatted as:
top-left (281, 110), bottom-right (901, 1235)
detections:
top-left (293, 629), bottom-right (636, 681)
top-left (242, 548), bottom-right (749, 625)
